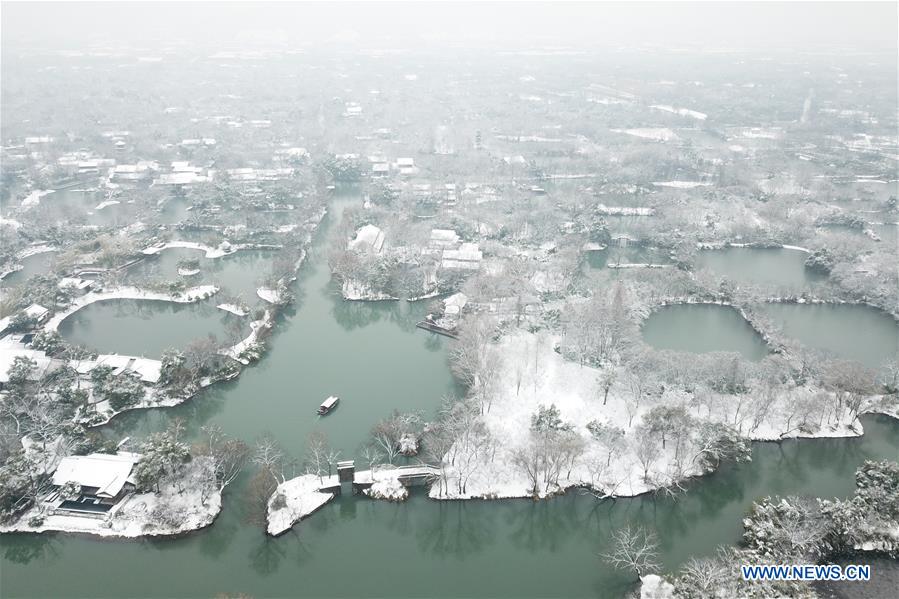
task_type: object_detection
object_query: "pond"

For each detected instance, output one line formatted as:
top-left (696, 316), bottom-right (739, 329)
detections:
top-left (695, 247), bottom-right (825, 288)
top-left (125, 249), bottom-right (278, 303)
top-left (23, 188), bottom-right (142, 227)
top-left (0, 250), bottom-right (56, 287)
top-left (641, 304), bottom-right (770, 360)
top-left (2, 190), bottom-right (897, 598)
top-left (758, 303), bottom-right (899, 371)
top-left (29, 188), bottom-right (99, 226)
top-left (57, 299), bottom-right (246, 359)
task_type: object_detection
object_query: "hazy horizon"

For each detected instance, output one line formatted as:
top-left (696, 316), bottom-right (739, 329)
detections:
top-left (2, 1), bottom-right (897, 53)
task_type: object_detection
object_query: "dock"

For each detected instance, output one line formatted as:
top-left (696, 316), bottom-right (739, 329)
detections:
top-left (415, 320), bottom-right (459, 339)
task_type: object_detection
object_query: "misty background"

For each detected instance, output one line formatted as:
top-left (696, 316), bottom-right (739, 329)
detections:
top-left (2, 2), bottom-right (897, 53)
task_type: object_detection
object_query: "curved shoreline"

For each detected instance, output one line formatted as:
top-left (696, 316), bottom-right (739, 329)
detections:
top-left (44, 285), bottom-right (219, 332)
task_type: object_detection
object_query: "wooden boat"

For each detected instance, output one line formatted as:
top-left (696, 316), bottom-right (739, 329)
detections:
top-left (318, 396), bottom-right (339, 415)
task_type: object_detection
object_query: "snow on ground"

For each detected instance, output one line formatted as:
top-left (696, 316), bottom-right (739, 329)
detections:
top-left (607, 263), bottom-right (672, 269)
top-left (220, 310), bottom-right (272, 364)
top-left (217, 303), bottom-right (249, 317)
top-left (652, 181), bottom-right (712, 189)
top-left (94, 200), bottom-right (120, 210)
top-left (364, 477), bottom-right (408, 501)
top-left (17, 245), bottom-right (58, 259)
top-left (20, 189), bottom-right (54, 209)
top-left (267, 474), bottom-right (337, 536)
top-left (143, 241), bottom-right (283, 259)
top-left (256, 287), bottom-right (282, 304)
top-left (341, 279), bottom-right (398, 301)
top-left (142, 241), bottom-right (232, 259)
top-left (0, 458), bottom-right (221, 538)
top-left (650, 104), bottom-right (708, 120)
top-left (44, 285), bottom-right (218, 331)
top-left (177, 267), bottom-right (201, 276)
top-left (780, 244), bottom-right (811, 253)
top-left (640, 575), bottom-right (676, 599)
top-left (612, 128), bottom-right (678, 142)
top-left (596, 204), bottom-right (654, 216)
top-left (268, 466), bottom-right (432, 534)
top-left (430, 331), bottom-right (863, 501)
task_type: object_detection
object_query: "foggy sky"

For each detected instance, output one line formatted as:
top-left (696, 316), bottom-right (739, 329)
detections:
top-left (2, 2), bottom-right (897, 52)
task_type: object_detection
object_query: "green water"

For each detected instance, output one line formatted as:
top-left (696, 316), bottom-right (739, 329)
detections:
top-left (0, 251), bottom-right (56, 287)
top-left (124, 248), bottom-right (279, 303)
top-left (641, 304), bottom-right (770, 360)
top-left (759, 303), bottom-right (899, 371)
top-left (696, 247), bottom-right (825, 288)
top-left (57, 299), bottom-right (247, 359)
top-left (2, 191), bottom-right (898, 598)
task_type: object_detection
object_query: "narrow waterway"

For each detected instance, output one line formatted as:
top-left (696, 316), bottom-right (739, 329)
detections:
top-left (1, 191), bottom-right (897, 598)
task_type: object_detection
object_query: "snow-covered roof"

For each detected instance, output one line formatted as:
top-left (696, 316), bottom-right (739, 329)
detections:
top-left (0, 347), bottom-right (55, 383)
top-left (58, 277), bottom-right (93, 291)
top-left (443, 292), bottom-right (468, 315)
top-left (430, 229), bottom-right (459, 242)
top-left (24, 304), bottom-right (50, 320)
top-left (121, 357), bottom-right (162, 384)
top-left (348, 224), bottom-right (385, 254)
top-left (71, 355), bottom-right (161, 383)
top-left (52, 452), bottom-right (140, 498)
top-left (155, 172), bottom-right (205, 185)
top-left (441, 243), bottom-right (482, 269)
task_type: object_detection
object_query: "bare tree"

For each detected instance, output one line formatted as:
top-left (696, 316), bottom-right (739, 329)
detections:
top-left (633, 425), bottom-right (661, 482)
top-left (370, 410), bottom-right (423, 464)
top-left (598, 369), bottom-right (617, 406)
top-left (253, 435), bottom-right (288, 485)
top-left (602, 526), bottom-right (661, 578)
top-left (450, 315), bottom-right (502, 413)
top-left (304, 430), bottom-right (330, 483)
top-left (676, 554), bottom-right (730, 597)
top-left (359, 444), bottom-right (383, 478)
top-left (587, 420), bottom-right (626, 468)
top-left (421, 421), bottom-right (454, 496)
top-left (196, 425), bottom-right (249, 496)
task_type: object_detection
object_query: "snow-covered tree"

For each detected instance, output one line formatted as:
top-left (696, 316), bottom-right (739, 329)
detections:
top-left (602, 526), bottom-right (661, 579)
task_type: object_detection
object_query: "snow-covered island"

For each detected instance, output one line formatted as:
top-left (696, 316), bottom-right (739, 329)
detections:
top-left (0, 423), bottom-right (245, 539)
